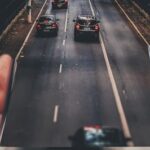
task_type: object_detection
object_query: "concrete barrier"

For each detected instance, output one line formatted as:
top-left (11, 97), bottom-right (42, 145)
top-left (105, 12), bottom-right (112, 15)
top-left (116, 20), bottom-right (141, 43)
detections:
top-left (148, 45), bottom-right (150, 59)
top-left (0, 55), bottom-right (13, 114)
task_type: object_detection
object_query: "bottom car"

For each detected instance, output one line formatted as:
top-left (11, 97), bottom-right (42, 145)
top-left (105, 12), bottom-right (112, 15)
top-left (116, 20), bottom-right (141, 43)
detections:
top-left (70, 125), bottom-right (127, 149)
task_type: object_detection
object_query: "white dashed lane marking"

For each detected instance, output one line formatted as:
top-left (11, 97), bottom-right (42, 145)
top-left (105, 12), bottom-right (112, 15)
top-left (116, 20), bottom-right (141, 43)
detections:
top-left (53, 105), bottom-right (59, 123)
top-left (59, 64), bottom-right (63, 74)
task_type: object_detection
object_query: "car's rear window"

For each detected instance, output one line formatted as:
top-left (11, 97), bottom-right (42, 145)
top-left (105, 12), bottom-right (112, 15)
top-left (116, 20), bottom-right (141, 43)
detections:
top-left (39, 17), bottom-right (54, 22)
top-left (77, 19), bottom-right (97, 25)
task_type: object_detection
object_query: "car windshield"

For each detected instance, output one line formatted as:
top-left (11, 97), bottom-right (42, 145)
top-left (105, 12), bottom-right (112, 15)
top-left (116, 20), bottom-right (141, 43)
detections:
top-left (78, 19), bottom-right (97, 25)
top-left (39, 16), bottom-right (54, 22)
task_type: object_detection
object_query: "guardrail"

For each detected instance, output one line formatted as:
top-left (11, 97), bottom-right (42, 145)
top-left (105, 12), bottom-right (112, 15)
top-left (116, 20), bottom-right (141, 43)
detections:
top-left (132, 0), bottom-right (150, 15)
top-left (0, 0), bottom-right (26, 35)
top-left (115, 0), bottom-right (150, 59)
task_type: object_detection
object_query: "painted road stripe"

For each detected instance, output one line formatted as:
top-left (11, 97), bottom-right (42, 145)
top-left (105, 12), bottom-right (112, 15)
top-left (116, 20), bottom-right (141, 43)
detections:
top-left (53, 105), bottom-right (59, 123)
top-left (0, 117), bottom-right (7, 143)
top-left (64, 9), bottom-right (69, 32)
top-left (89, 0), bottom-right (134, 146)
top-left (63, 39), bottom-right (66, 46)
top-left (99, 34), bottom-right (134, 146)
top-left (59, 64), bottom-right (63, 74)
top-left (88, 0), bottom-right (95, 16)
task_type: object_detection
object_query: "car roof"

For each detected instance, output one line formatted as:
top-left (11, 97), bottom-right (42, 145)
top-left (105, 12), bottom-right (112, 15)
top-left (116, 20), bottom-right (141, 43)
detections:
top-left (77, 15), bottom-right (96, 20)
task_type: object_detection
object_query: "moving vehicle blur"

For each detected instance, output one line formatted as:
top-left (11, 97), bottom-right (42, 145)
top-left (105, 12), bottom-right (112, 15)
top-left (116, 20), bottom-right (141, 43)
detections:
top-left (70, 125), bottom-right (126, 148)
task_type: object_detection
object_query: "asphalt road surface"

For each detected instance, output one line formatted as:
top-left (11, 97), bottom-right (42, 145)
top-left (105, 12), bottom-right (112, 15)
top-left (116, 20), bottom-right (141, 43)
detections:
top-left (1, 0), bottom-right (150, 147)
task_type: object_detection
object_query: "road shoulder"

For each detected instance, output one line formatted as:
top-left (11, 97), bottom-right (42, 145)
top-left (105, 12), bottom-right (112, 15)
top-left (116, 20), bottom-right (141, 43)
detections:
top-left (0, 0), bottom-right (48, 58)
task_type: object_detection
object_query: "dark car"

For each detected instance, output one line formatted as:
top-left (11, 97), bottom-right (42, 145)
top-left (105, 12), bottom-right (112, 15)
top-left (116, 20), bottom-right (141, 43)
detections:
top-left (73, 15), bottom-right (100, 41)
top-left (36, 15), bottom-right (59, 36)
top-left (70, 125), bottom-right (126, 149)
top-left (52, 0), bottom-right (68, 9)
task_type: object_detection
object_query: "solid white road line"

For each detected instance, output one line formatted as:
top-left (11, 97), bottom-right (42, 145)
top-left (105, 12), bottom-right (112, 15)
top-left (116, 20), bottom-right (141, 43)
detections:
top-left (53, 105), bottom-right (59, 123)
top-left (89, 0), bottom-right (134, 146)
top-left (88, 0), bottom-right (95, 16)
top-left (0, 117), bottom-right (7, 143)
top-left (64, 10), bottom-right (69, 33)
top-left (99, 34), bottom-right (134, 146)
top-left (59, 64), bottom-right (63, 74)
top-left (11, 60), bottom-right (18, 91)
top-left (148, 45), bottom-right (150, 59)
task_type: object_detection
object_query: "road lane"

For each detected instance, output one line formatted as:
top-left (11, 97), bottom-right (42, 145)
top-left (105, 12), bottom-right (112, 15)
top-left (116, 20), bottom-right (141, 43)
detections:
top-left (1, 1), bottom-right (68, 146)
top-left (44, 0), bottom-right (123, 146)
top-left (1, 0), bottom-right (123, 147)
top-left (2, 0), bottom-right (150, 147)
top-left (92, 0), bottom-right (150, 145)
top-left (89, 0), bottom-right (133, 145)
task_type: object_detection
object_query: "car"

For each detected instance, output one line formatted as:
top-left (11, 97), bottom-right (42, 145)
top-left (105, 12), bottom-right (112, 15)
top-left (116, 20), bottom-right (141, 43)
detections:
top-left (52, 0), bottom-right (68, 9)
top-left (36, 15), bottom-right (59, 36)
top-left (70, 125), bottom-right (126, 149)
top-left (73, 15), bottom-right (100, 41)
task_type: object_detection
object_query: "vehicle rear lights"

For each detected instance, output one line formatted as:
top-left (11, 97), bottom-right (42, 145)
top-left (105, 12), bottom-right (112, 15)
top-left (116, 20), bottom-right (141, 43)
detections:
top-left (85, 125), bottom-right (101, 129)
top-left (36, 24), bottom-right (41, 29)
top-left (95, 24), bottom-right (99, 30)
top-left (76, 24), bottom-right (80, 30)
top-left (52, 23), bottom-right (57, 28)
top-left (44, 20), bottom-right (49, 24)
top-left (94, 125), bottom-right (101, 129)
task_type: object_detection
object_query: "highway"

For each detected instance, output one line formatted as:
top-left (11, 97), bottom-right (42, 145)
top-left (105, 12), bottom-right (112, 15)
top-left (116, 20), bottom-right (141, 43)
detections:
top-left (1, 0), bottom-right (150, 147)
